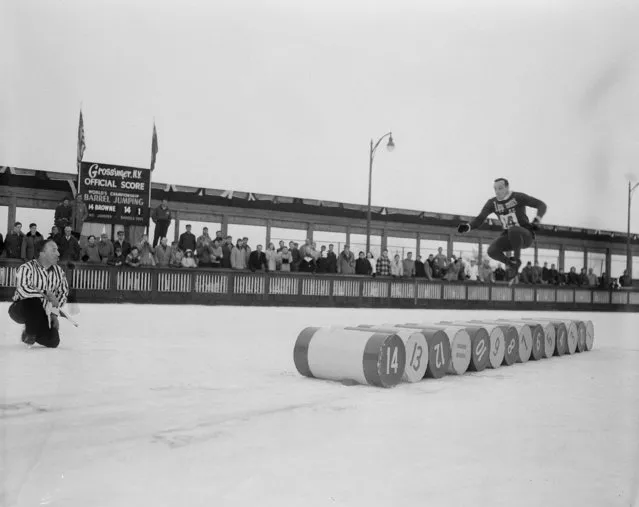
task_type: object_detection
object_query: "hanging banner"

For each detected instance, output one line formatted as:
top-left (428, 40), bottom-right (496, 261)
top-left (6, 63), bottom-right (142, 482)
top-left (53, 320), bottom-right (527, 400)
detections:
top-left (78, 161), bottom-right (151, 225)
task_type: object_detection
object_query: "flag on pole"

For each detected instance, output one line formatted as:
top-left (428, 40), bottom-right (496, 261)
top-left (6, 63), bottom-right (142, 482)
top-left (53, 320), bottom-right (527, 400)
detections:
top-left (151, 122), bottom-right (159, 171)
top-left (77, 109), bottom-right (86, 164)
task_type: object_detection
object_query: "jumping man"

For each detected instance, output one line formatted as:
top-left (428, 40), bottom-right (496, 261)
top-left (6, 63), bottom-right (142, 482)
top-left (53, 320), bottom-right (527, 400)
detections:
top-left (457, 178), bottom-right (547, 283)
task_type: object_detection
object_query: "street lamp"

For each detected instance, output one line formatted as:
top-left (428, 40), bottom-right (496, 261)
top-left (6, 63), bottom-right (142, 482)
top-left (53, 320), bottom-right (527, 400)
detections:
top-left (625, 173), bottom-right (639, 281)
top-left (366, 132), bottom-right (395, 254)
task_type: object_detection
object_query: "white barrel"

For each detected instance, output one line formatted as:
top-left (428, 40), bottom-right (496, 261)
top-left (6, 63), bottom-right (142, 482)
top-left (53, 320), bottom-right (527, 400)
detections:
top-left (471, 320), bottom-right (533, 364)
top-left (520, 318), bottom-right (578, 355)
top-left (293, 327), bottom-right (406, 388)
top-left (584, 320), bottom-right (595, 351)
top-left (395, 323), bottom-right (472, 375)
top-left (350, 325), bottom-right (428, 383)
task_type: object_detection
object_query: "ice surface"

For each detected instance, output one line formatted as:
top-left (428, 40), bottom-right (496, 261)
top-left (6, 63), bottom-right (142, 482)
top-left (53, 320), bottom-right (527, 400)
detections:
top-left (1, 303), bottom-right (638, 507)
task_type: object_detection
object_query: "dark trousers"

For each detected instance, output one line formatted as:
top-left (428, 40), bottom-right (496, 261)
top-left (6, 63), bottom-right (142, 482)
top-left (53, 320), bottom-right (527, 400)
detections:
top-left (487, 226), bottom-right (534, 264)
top-left (153, 221), bottom-right (170, 247)
top-left (8, 298), bottom-right (60, 348)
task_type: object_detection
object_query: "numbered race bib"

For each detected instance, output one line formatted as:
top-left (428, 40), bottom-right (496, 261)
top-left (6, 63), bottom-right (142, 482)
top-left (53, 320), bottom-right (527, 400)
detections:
top-left (499, 212), bottom-right (519, 230)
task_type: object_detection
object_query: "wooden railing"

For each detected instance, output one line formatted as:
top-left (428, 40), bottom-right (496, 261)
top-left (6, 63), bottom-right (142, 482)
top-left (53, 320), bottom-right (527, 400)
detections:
top-left (1, 260), bottom-right (637, 311)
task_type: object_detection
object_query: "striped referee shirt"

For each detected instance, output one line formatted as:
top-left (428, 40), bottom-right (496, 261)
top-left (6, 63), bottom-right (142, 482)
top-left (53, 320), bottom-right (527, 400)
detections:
top-left (13, 259), bottom-right (69, 310)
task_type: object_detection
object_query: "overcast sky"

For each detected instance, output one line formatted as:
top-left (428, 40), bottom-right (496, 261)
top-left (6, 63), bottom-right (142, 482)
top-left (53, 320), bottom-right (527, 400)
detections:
top-left (2, 0), bottom-right (639, 233)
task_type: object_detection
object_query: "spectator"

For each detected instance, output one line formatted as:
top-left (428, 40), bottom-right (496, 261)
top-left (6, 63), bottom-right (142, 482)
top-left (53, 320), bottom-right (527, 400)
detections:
top-left (276, 240), bottom-right (286, 253)
top-left (355, 251), bottom-right (372, 275)
top-left (59, 225), bottom-right (80, 262)
top-left (376, 250), bottom-right (391, 277)
top-left (531, 261), bottom-right (542, 284)
top-left (113, 230), bottom-right (131, 257)
top-left (299, 239), bottom-right (313, 259)
top-left (126, 247), bottom-right (141, 267)
top-left (231, 239), bottom-right (246, 270)
top-left (445, 258), bottom-right (460, 281)
top-left (214, 230), bottom-right (225, 244)
top-left (433, 247), bottom-right (448, 279)
top-left (338, 245), bottom-right (355, 274)
top-left (298, 253), bottom-right (316, 273)
top-left (541, 262), bottom-right (550, 284)
top-left (242, 237), bottom-right (251, 267)
top-left (181, 249), bottom-right (198, 268)
top-left (137, 234), bottom-right (156, 266)
top-left (391, 254), bottom-right (404, 277)
top-left (598, 271), bottom-right (610, 289)
top-left (325, 244), bottom-right (337, 273)
top-left (221, 236), bottom-right (233, 269)
top-left (155, 237), bottom-right (171, 267)
top-left (71, 194), bottom-right (89, 238)
top-left (577, 267), bottom-right (589, 286)
top-left (151, 198), bottom-right (172, 247)
top-left (97, 233), bottom-right (114, 264)
top-left (548, 264), bottom-right (559, 285)
top-left (21, 223), bottom-right (43, 261)
top-left (521, 262), bottom-right (533, 284)
top-left (179, 224), bottom-right (197, 253)
top-left (54, 197), bottom-right (73, 231)
top-left (619, 269), bottom-right (632, 287)
top-left (494, 264), bottom-right (506, 281)
top-left (289, 241), bottom-right (300, 272)
top-left (249, 245), bottom-right (268, 272)
top-left (367, 252), bottom-right (377, 276)
top-left (110, 246), bottom-right (126, 266)
top-left (587, 268), bottom-right (598, 287)
top-left (315, 245), bottom-right (328, 273)
top-left (195, 228), bottom-right (213, 267)
top-left (466, 259), bottom-right (479, 281)
top-left (478, 259), bottom-right (495, 283)
top-left (279, 246), bottom-right (293, 272)
top-left (48, 226), bottom-right (62, 246)
top-left (265, 243), bottom-right (278, 272)
top-left (4, 222), bottom-right (24, 259)
top-left (169, 241), bottom-right (184, 268)
top-left (81, 235), bottom-right (102, 263)
top-left (557, 268), bottom-right (567, 286)
top-left (210, 239), bottom-right (223, 268)
top-left (402, 253), bottom-right (416, 278)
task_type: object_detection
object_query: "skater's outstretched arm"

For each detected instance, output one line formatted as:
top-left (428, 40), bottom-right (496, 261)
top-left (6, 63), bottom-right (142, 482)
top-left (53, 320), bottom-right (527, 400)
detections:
top-left (458, 199), bottom-right (494, 233)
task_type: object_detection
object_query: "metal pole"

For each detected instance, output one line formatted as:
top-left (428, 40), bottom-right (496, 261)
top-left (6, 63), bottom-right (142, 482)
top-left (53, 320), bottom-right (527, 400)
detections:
top-left (628, 182), bottom-right (634, 280)
top-left (366, 139), bottom-right (373, 254)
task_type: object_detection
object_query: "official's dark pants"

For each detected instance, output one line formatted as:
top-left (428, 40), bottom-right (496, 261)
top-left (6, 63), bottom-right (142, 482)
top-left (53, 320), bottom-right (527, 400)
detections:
top-left (486, 226), bottom-right (534, 265)
top-left (153, 221), bottom-right (170, 247)
top-left (8, 299), bottom-right (60, 348)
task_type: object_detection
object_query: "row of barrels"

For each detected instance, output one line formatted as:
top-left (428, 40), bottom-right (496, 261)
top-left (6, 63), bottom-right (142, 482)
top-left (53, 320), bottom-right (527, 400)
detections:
top-left (293, 317), bottom-right (595, 388)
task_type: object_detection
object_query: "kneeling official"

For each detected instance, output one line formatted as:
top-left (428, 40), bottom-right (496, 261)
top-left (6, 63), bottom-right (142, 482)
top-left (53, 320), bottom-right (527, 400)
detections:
top-left (8, 239), bottom-right (70, 348)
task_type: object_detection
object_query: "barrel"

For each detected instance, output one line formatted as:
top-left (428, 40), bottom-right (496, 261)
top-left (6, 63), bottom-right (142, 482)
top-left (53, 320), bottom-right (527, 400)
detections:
top-left (378, 323), bottom-right (450, 378)
top-left (395, 323), bottom-right (472, 375)
top-left (495, 319), bottom-right (545, 361)
top-left (520, 318), bottom-right (576, 355)
top-left (435, 322), bottom-right (491, 372)
top-left (350, 325), bottom-right (428, 383)
top-left (293, 327), bottom-right (406, 388)
top-left (470, 320), bottom-right (532, 364)
top-left (466, 321), bottom-right (518, 366)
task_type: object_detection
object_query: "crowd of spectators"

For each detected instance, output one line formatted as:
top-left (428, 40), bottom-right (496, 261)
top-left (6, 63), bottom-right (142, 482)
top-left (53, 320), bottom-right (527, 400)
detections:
top-left (0, 198), bottom-right (632, 289)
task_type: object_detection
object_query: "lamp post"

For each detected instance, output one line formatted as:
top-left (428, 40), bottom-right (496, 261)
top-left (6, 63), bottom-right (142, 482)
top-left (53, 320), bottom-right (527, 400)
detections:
top-left (626, 173), bottom-right (639, 281)
top-left (366, 132), bottom-right (395, 254)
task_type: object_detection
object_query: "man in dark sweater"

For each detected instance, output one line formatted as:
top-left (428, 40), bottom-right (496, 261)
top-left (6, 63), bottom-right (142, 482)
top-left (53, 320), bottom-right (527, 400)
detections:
top-left (248, 245), bottom-right (268, 272)
top-left (457, 178), bottom-right (547, 284)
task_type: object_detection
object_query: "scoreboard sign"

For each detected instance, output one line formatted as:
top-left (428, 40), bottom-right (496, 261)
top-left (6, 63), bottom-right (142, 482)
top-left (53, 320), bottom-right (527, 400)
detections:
top-left (78, 161), bottom-right (152, 226)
